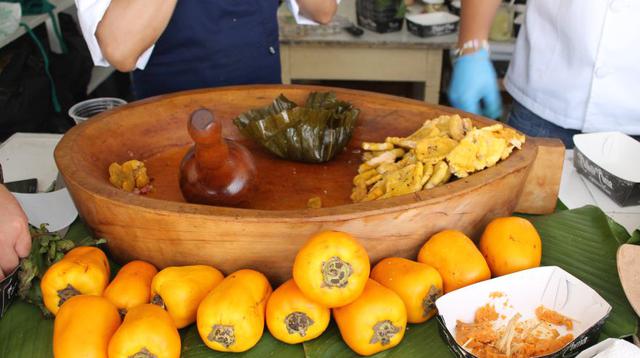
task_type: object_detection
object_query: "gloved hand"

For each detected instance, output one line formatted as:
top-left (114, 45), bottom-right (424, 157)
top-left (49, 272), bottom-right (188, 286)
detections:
top-left (448, 49), bottom-right (502, 119)
top-left (0, 185), bottom-right (31, 280)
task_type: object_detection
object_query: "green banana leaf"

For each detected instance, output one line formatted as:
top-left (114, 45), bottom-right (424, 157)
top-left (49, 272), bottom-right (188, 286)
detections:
top-left (232, 92), bottom-right (359, 163)
top-left (0, 205), bottom-right (637, 357)
top-left (181, 325), bottom-right (303, 358)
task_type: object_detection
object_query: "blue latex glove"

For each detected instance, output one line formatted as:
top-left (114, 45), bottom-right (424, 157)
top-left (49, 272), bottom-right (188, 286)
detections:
top-left (448, 49), bottom-right (502, 119)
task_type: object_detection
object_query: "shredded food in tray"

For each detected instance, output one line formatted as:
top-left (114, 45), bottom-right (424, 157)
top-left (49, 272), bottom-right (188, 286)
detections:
top-left (455, 304), bottom-right (574, 358)
top-left (489, 291), bottom-right (505, 299)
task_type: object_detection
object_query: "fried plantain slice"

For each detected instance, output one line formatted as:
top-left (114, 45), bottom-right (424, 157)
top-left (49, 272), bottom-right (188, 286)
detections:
top-left (362, 142), bottom-right (394, 151)
top-left (353, 169), bottom-right (379, 185)
top-left (366, 148), bottom-right (405, 167)
top-left (363, 179), bottom-right (386, 201)
top-left (419, 162), bottom-right (435, 188)
top-left (416, 136), bottom-right (458, 165)
top-left (425, 161), bottom-right (450, 189)
top-left (382, 162), bottom-right (424, 198)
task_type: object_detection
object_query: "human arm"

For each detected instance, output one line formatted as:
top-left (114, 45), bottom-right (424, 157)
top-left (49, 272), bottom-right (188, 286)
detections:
top-left (295, 0), bottom-right (338, 25)
top-left (0, 185), bottom-right (30, 280)
top-left (448, 0), bottom-right (503, 118)
top-left (79, 0), bottom-right (177, 72)
top-left (458, 0), bottom-right (501, 50)
top-left (95, 0), bottom-right (177, 72)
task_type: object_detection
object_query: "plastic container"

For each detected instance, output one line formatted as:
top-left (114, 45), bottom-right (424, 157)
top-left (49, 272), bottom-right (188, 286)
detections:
top-left (68, 97), bottom-right (127, 124)
top-left (0, 268), bottom-right (18, 318)
top-left (573, 132), bottom-right (640, 207)
top-left (406, 12), bottom-right (459, 37)
top-left (436, 266), bottom-right (611, 358)
top-left (489, 3), bottom-right (515, 41)
top-left (422, 0), bottom-right (446, 13)
top-left (448, 0), bottom-right (461, 16)
top-left (356, 0), bottom-right (405, 33)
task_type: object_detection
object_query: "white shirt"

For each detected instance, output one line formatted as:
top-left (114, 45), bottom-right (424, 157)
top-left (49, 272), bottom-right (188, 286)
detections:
top-left (75, 0), bottom-right (336, 70)
top-left (504, 0), bottom-right (640, 134)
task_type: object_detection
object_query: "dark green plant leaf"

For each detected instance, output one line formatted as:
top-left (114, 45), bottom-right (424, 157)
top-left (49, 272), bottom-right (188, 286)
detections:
top-left (233, 92), bottom-right (359, 163)
top-left (303, 320), bottom-right (451, 358)
top-left (233, 94), bottom-right (298, 142)
top-left (304, 92), bottom-right (337, 110)
top-left (63, 219), bottom-right (93, 243)
top-left (628, 230), bottom-right (640, 245)
top-left (555, 200), bottom-right (568, 212)
top-left (0, 301), bottom-right (53, 358)
top-left (605, 215), bottom-right (630, 246)
top-left (181, 324), bottom-right (303, 358)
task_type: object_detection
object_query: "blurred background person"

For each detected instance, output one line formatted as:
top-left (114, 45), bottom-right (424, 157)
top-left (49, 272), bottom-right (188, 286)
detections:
top-left (76, 0), bottom-right (338, 98)
top-left (448, 0), bottom-right (640, 148)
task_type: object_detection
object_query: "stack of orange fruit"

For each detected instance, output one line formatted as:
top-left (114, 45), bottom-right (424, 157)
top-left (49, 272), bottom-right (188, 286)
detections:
top-left (42, 216), bottom-right (542, 357)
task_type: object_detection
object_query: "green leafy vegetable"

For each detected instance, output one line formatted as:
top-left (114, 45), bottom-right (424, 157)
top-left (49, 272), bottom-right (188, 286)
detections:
top-left (17, 224), bottom-right (106, 316)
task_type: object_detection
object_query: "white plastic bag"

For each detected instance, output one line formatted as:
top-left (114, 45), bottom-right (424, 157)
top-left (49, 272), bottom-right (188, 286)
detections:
top-left (0, 3), bottom-right (21, 41)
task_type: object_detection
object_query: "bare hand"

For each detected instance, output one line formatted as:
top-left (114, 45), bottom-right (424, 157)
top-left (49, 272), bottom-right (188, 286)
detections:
top-left (0, 185), bottom-right (31, 280)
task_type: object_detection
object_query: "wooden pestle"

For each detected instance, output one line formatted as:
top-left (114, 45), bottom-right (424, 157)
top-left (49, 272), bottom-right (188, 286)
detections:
top-left (179, 108), bottom-right (257, 206)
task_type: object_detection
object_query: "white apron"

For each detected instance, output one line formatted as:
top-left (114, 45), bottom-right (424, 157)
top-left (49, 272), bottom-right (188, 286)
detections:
top-left (505, 0), bottom-right (640, 134)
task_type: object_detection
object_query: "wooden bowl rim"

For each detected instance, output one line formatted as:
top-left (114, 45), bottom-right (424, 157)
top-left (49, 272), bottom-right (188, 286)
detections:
top-left (55, 84), bottom-right (537, 222)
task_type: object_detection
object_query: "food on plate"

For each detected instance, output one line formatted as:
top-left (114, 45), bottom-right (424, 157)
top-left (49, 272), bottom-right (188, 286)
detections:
top-left (351, 114), bottom-right (525, 201)
top-left (333, 279), bottom-right (407, 356)
top-left (41, 246), bottom-right (111, 315)
top-left (293, 231), bottom-right (370, 308)
top-left (371, 257), bottom-right (443, 323)
top-left (415, 135), bottom-right (458, 165)
top-left (196, 269), bottom-right (272, 352)
top-left (108, 304), bottom-right (181, 358)
top-left (108, 159), bottom-right (152, 194)
top-left (53, 295), bottom-right (121, 358)
top-left (417, 230), bottom-right (491, 293)
top-left (151, 265), bottom-right (224, 328)
top-left (103, 260), bottom-right (158, 316)
top-left (266, 279), bottom-right (330, 344)
top-left (455, 303), bottom-right (574, 358)
top-left (479, 217), bottom-right (542, 276)
top-left (535, 305), bottom-right (573, 330)
top-left (233, 92), bottom-right (360, 163)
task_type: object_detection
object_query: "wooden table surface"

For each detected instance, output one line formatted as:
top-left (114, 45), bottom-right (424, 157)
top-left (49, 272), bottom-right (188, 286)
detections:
top-left (278, 0), bottom-right (457, 104)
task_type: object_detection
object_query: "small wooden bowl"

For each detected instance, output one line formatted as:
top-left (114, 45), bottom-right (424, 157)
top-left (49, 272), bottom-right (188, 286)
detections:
top-left (55, 85), bottom-right (562, 283)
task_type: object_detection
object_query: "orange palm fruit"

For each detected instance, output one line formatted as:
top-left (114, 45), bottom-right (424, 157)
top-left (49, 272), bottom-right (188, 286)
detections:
top-left (197, 269), bottom-right (272, 352)
top-left (41, 246), bottom-right (110, 315)
top-left (266, 279), bottom-right (330, 344)
top-left (479, 217), bottom-right (542, 276)
top-left (417, 230), bottom-right (490, 293)
top-left (333, 279), bottom-right (407, 356)
top-left (150, 265), bottom-right (224, 328)
top-left (293, 231), bottom-right (370, 308)
top-left (103, 260), bottom-right (158, 315)
top-left (371, 257), bottom-right (443, 323)
top-left (108, 304), bottom-right (181, 358)
top-left (53, 295), bottom-right (121, 358)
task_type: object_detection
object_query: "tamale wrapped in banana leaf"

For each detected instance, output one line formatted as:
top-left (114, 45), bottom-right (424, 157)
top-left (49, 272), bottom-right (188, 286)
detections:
top-left (233, 92), bottom-right (359, 163)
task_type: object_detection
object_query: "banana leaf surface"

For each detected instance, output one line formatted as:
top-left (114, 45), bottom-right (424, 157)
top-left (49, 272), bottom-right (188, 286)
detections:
top-left (232, 92), bottom-right (359, 163)
top-left (0, 205), bottom-right (637, 358)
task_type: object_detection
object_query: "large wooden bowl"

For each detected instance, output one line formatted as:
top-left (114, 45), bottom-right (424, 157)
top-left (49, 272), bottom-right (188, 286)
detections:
top-left (55, 85), bottom-right (563, 283)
